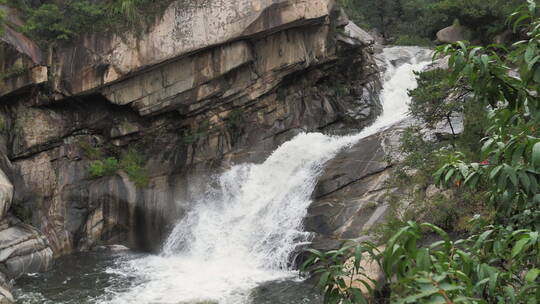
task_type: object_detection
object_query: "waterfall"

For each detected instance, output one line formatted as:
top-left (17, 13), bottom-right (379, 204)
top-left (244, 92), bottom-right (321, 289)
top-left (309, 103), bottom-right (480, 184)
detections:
top-left (101, 47), bottom-right (433, 304)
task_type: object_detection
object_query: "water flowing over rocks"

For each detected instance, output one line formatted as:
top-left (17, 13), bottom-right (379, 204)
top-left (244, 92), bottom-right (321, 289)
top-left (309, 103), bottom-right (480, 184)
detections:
top-left (0, 0), bottom-right (447, 301)
top-left (1, 0), bottom-right (381, 255)
top-left (307, 47), bottom-right (434, 251)
top-left (0, 0), bottom-right (388, 301)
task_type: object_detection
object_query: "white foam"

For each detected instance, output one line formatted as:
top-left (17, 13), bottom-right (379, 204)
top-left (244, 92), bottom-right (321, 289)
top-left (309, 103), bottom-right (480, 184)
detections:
top-left (101, 46), bottom-right (433, 304)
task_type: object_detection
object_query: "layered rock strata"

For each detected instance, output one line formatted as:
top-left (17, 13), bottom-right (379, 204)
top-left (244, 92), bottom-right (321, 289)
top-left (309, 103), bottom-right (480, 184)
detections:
top-left (0, 0), bottom-right (381, 262)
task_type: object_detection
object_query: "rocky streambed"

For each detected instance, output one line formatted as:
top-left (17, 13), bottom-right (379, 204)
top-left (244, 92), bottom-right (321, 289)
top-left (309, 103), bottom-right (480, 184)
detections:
top-left (0, 0), bottom-right (439, 302)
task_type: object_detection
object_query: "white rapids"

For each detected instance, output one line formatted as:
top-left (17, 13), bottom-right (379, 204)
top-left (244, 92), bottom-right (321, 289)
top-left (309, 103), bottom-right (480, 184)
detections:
top-left (100, 47), bottom-right (433, 304)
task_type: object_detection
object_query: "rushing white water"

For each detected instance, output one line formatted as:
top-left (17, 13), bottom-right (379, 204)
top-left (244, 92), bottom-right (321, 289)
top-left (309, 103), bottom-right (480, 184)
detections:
top-left (100, 47), bottom-right (433, 304)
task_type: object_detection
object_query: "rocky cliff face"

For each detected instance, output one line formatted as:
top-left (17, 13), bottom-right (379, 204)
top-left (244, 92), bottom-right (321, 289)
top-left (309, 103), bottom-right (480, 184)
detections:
top-left (0, 0), bottom-right (381, 274)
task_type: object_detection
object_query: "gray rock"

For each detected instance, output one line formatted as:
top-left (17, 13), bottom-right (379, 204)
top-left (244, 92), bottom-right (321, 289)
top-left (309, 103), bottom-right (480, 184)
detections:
top-left (0, 170), bottom-right (12, 220)
top-left (250, 280), bottom-right (322, 304)
top-left (494, 30), bottom-right (513, 45)
top-left (0, 217), bottom-right (52, 279)
top-left (339, 21), bottom-right (375, 46)
top-left (306, 121), bottom-right (407, 244)
top-left (5, 247), bottom-right (53, 279)
top-left (0, 287), bottom-right (14, 304)
top-left (436, 22), bottom-right (473, 44)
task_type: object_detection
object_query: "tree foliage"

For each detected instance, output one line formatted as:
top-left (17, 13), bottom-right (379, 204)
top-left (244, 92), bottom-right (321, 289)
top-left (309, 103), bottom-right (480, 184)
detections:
top-left (4, 0), bottom-right (174, 45)
top-left (433, 0), bottom-right (540, 228)
top-left (304, 219), bottom-right (540, 303)
top-left (304, 2), bottom-right (540, 303)
top-left (338, 0), bottom-right (522, 43)
top-left (408, 68), bottom-right (468, 137)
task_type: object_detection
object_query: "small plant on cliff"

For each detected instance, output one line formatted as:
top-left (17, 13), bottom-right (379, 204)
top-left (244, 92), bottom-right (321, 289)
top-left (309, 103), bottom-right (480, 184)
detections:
top-left (88, 157), bottom-right (120, 178)
top-left (182, 120), bottom-right (211, 145)
top-left (0, 66), bottom-right (27, 81)
top-left (83, 140), bottom-right (150, 188)
top-left (225, 109), bottom-right (246, 140)
top-left (329, 83), bottom-right (351, 99)
top-left (78, 139), bottom-right (105, 160)
top-left (11, 201), bottom-right (32, 223)
top-left (119, 148), bottom-right (150, 187)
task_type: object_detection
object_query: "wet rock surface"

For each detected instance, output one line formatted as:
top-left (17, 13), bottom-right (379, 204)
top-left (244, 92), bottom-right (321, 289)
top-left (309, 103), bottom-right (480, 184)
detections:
top-left (0, 153), bottom-right (53, 304)
top-left (306, 120), bottom-right (408, 250)
top-left (0, 0), bottom-right (381, 261)
top-left (250, 280), bottom-right (322, 304)
top-left (0, 1), bottom-right (390, 302)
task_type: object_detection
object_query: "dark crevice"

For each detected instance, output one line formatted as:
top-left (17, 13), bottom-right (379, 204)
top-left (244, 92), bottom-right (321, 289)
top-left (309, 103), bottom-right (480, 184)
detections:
top-left (314, 164), bottom-right (393, 199)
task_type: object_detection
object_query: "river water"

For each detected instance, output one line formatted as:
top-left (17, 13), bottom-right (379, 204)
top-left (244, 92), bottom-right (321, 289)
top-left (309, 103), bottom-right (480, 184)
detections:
top-left (14, 46), bottom-right (433, 304)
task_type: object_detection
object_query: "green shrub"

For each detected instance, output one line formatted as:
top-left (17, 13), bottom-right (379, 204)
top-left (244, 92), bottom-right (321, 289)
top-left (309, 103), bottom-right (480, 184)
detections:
top-left (225, 109), bottom-right (246, 139)
top-left (337, 0), bottom-right (522, 43)
top-left (87, 149), bottom-right (149, 188)
top-left (394, 35), bottom-right (434, 46)
top-left (7, 0), bottom-right (174, 45)
top-left (119, 149), bottom-right (150, 187)
top-left (305, 3), bottom-right (540, 303)
top-left (304, 220), bottom-right (540, 304)
top-left (301, 242), bottom-right (381, 304)
top-left (88, 157), bottom-right (120, 178)
top-left (408, 68), bottom-right (465, 134)
top-left (78, 140), bottom-right (104, 160)
top-left (0, 67), bottom-right (28, 81)
top-left (182, 120), bottom-right (211, 145)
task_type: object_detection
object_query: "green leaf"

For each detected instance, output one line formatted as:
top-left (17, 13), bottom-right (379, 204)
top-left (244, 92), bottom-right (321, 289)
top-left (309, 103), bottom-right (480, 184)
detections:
top-left (518, 171), bottom-right (531, 192)
top-left (505, 165), bottom-right (518, 188)
top-left (525, 268), bottom-right (540, 282)
top-left (512, 144), bottom-right (526, 164)
top-left (350, 288), bottom-right (368, 304)
top-left (400, 285), bottom-right (440, 303)
top-left (457, 163), bottom-right (469, 178)
top-left (476, 230), bottom-right (494, 248)
top-left (490, 165), bottom-right (503, 180)
top-left (533, 142), bottom-right (540, 168)
top-left (319, 272), bottom-right (330, 289)
top-left (416, 248), bottom-right (432, 271)
top-left (512, 238), bottom-right (530, 258)
top-left (534, 66), bottom-right (540, 83)
top-left (444, 168), bottom-right (455, 184)
top-left (525, 43), bottom-right (537, 66)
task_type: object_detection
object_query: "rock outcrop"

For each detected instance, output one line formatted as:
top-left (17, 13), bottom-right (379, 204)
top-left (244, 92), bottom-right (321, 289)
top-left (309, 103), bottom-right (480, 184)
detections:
top-left (436, 21), bottom-right (473, 44)
top-left (0, 0), bottom-right (382, 265)
top-left (307, 120), bottom-right (407, 249)
top-left (0, 160), bottom-right (53, 303)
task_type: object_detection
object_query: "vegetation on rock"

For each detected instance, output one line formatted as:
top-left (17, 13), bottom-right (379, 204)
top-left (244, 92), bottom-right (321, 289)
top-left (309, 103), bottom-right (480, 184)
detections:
top-left (338, 0), bottom-right (522, 44)
top-left (2, 0), bottom-right (174, 45)
top-left (182, 120), bottom-right (212, 145)
top-left (0, 66), bottom-right (27, 81)
top-left (81, 140), bottom-right (150, 188)
top-left (224, 109), bottom-right (246, 140)
top-left (304, 1), bottom-right (540, 303)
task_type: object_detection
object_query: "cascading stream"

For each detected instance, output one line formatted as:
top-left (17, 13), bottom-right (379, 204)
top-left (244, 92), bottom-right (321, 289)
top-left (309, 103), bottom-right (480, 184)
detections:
top-left (100, 46), bottom-right (433, 304)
